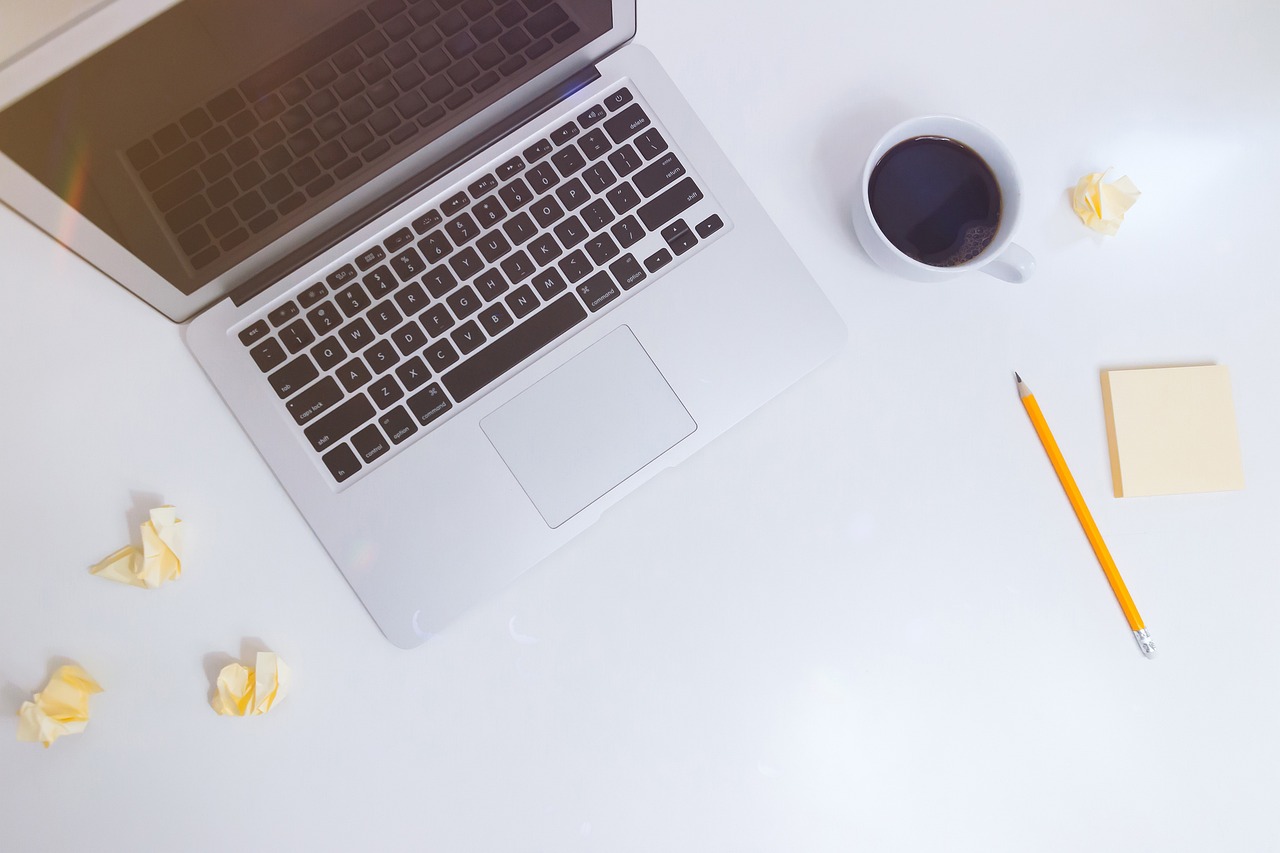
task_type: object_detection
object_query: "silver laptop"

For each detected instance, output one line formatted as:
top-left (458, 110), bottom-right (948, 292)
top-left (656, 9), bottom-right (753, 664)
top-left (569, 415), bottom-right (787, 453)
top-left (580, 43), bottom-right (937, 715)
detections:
top-left (0, 0), bottom-right (845, 646)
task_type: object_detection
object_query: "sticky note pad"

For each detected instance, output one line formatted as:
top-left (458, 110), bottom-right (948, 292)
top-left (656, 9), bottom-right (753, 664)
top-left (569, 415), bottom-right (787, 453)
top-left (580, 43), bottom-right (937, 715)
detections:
top-left (1101, 365), bottom-right (1244, 497)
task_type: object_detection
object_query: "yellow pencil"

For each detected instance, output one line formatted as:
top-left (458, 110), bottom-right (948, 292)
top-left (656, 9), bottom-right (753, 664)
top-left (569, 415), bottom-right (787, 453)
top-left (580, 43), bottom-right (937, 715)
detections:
top-left (1015, 373), bottom-right (1156, 658)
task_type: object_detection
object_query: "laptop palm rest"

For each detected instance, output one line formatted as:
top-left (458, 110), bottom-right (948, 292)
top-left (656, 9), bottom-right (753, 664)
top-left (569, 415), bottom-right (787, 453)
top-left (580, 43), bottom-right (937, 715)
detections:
top-left (481, 326), bottom-right (696, 529)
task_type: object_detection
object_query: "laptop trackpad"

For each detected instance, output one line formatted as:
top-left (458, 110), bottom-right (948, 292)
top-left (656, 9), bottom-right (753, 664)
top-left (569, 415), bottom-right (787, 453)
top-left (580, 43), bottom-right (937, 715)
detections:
top-left (481, 326), bottom-right (696, 528)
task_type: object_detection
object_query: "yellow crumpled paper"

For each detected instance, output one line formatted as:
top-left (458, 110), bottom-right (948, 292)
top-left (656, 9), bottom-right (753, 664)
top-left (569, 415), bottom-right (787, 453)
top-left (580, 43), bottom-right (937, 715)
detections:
top-left (90, 505), bottom-right (184, 588)
top-left (211, 652), bottom-right (290, 717)
top-left (1072, 170), bottom-right (1141, 235)
top-left (16, 665), bottom-right (103, 748)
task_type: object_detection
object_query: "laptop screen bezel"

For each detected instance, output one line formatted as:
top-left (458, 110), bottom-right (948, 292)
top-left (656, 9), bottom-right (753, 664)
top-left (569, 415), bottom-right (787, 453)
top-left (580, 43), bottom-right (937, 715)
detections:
top-left (0, 0), bottom-right (637, 323)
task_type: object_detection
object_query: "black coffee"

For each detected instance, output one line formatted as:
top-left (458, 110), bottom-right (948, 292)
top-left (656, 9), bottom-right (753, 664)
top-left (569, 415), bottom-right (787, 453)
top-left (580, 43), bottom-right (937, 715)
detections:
top-left (868, 136), bottom-right (1002, 267)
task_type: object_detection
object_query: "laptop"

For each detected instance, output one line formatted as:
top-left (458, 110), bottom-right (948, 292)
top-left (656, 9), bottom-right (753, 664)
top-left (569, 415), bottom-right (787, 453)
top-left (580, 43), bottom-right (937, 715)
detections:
top-left (0, 0), bottom-right (846, 647)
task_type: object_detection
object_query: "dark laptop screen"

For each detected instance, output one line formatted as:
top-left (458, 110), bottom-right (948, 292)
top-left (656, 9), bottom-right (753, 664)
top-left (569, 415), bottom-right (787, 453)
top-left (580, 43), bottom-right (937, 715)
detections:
top-left (0, 0), bottom-right (611, 295)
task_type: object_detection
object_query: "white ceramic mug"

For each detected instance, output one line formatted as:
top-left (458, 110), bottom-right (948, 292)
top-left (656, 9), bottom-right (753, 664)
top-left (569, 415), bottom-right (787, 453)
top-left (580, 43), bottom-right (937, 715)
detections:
top-left (852, 115), bottom-right (1035, 283)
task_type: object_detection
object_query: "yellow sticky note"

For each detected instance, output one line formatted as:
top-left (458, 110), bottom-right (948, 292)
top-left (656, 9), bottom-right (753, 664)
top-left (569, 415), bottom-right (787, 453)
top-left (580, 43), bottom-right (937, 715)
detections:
top-left (16, 665), bottom-right (103, 748)
top-left (1101, 365), bottom-right (1245, 497)
top-left (212, 652), bottom-right (290, 717)
top-left (90, 505), bottom-right (184, 588)
top-left (1072, 170), bottom-right (1140, 235)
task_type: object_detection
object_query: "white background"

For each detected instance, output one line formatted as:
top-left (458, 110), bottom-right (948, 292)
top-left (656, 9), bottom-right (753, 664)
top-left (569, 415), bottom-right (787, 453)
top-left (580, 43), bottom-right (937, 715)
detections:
top-left (3, 0), bottom-right (1279, 850)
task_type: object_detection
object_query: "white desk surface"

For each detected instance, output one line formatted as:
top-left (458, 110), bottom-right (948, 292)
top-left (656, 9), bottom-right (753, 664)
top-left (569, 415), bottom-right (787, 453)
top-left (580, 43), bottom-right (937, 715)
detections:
top-left (3, 1), bottom-right (1279, 850)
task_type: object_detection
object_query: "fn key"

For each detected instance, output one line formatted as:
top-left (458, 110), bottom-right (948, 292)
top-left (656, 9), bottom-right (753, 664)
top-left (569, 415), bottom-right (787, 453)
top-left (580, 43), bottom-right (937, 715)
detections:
top-left (322, 444), bottom-right (361, 483)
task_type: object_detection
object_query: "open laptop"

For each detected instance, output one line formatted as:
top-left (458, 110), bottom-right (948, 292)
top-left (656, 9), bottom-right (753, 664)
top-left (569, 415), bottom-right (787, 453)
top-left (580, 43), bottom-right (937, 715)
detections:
top-left (0, 0), bottom-right (846, 647)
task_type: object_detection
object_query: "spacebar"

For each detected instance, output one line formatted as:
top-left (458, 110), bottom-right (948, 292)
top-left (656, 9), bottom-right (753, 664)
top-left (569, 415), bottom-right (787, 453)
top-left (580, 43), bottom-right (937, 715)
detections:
top-left (443, 294), bottom-right (588, 402)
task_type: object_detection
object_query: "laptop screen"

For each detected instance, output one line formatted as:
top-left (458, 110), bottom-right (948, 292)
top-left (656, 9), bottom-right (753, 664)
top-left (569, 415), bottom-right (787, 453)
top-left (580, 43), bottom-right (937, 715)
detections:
top-left (0, 0), bottom-right (613, 299)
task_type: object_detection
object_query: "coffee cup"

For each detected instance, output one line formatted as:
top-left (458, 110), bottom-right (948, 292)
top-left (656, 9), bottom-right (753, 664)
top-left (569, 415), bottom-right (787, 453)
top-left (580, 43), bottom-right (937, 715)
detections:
top-left (852, 115), bottom-right (1035, 283)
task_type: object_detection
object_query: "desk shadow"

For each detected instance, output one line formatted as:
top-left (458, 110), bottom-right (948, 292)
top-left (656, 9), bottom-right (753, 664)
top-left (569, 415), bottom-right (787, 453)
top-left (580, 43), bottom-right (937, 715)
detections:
top-left (202, 637), bottom-right (272, 704)
top-left (812, 97), bottom-right (916, 262)
top-left (124, 489), bottom-right (168, 536)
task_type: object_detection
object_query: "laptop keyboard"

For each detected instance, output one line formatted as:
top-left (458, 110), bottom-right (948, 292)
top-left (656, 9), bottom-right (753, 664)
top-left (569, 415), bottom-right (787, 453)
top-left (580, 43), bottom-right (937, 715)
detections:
top-left (124, 0), bottom-right (584, 272)
top-left (236, 84), bottom-right (727, 486)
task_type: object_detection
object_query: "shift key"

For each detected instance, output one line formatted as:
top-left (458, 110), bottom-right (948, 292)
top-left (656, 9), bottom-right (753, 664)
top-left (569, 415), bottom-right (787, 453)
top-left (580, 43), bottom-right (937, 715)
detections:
top-left (304, 393), bottom-right (375, 451)
top-left (637, 178), bottom-right (704, 231)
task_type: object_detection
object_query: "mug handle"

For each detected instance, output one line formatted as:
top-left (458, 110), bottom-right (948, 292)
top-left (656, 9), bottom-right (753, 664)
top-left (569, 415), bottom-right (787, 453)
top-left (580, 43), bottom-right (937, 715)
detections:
top-left (982, 243), bottom-right (1036, 283)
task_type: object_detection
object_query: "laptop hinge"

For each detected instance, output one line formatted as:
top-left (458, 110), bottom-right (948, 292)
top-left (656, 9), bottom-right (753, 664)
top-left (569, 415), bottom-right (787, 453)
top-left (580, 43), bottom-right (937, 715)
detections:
top-left (230, 64), bottom-right (602, 307)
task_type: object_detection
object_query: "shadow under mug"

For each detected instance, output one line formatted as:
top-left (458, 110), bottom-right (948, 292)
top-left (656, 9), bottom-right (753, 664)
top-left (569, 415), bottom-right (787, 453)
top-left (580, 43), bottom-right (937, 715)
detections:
top-left (852, 115), bottom-right (1035, 283)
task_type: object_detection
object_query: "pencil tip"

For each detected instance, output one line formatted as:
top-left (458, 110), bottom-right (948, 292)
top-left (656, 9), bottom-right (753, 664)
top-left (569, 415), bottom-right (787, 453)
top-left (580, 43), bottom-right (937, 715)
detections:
top-left (1014, 371), bottom-right (1022, 383)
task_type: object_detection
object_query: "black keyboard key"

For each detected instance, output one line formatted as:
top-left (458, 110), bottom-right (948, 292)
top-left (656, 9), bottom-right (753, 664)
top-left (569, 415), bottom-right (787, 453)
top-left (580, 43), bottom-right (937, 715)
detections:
top-left (576, 270), bottom-right (619, 312)
top-left (609, 253), bottom-right (646, 290)
top-left (602, 104), bottom-right (650, 145)
top-left (584, 232), bottom-right (619, 265)
top-left (390, 247), bottom-right (427, 280)
top-left (239, 320), bottom-right (270, 346)
top-left (395, 356), bottom-right (432, 391)
top-left (477, 301), bottom-right (513, 336)
top-left (390, 320), bottom-right (429, 355)
top-left (643, 247), bottom-right (672, 273)
top-left (308, 301), bottom-right (344, 333)
top-left (526, 162), bottom-right (559, 193)
top-left (368, 301), bottom-right (404, 335)
top-left (363, 265), bottom-right (399, 297)
top-left (380, 405), bottom-right (419, 444)
top-left (557, 249), bottom-right (591, 283)
top-left (425, 338), bottom-right (460, 372)
top-left (322, 443), bottom-right (361, 483)
top-left (523, 138), bottom-right (552, 162)
top-left (268, 354), bottom-right (320, 399)
top-left (442, 191), bottom-right (469, 216)
top-left (339, 317), bottom-right (376, 352)
top-left (448, 246), bottom-right (484, 280)
top-left (393, 281), bottom-right (430, 314)
top-left (446, 284), bottom-right (482, 318)
top-left (356, 246), bottom-right (387, 271)
top-left (287, 375), bottom-right (343, 424)
top-left (634, 153), bottom-right (685, 197)
top-left (696, 214), bottom-right (724, 238)
top-left (280, 319), bottom-right (316, 353)
top-left (531, 267), bottom-right (567, 300)
top-left (581, 199), bottom-right (615, 231)
top-left (328, 264), bottom-right (360, 288)
top-left (502, 211), bottom-right (538, 244)
top-left (505, 284), bottom-right (539, 318)
top-left (297, 283), bottom-right (329, 310)
top-left (443, 293), bottom-right (586, 401)
top-left (451, 320), bottom-right (486, 355)
top-left (268, 302), bottom-right (299, 327)
top-left (530, 196), bottom-right (564, 227)
top-left (305, 393), bottom-right (375, 452)
top-left (385, 228), bottom-right (415, 252)
top-left (477, 230), bottom-right (512, 263)
top-left (578, 127), bottom-right (610, 159)
top-left (474, 196), bottom-right (507, 227)
top-left (635, 128), bottom-right (668, 160)
top-left (371, 383), bottom-right (410, 416)
top-left (446, 212), bottom-right (481, 245)
top-left (638, 178), bottom-right (703, 231)
top-left (412, 211), bottom-right (443, 235)
top-left (555, 177), bottom-right (589, 210)
top-left (407, 383), bottom-right (452, 425)
top-left (496, 156), bottom-right (524, 180)
top-left (336, 357), bottom-right (373, 392)
top-left (603, 87), bottom-right (633, 111)
top-left (365, 339), bottom-right (401, 374)
top-left (553, 215), bottom-right (589, 249)
top-left (336, 283), bottom-right (372, 317)
top-left (607, 143), bottom-right (643, 177)
top-left (351, 423), bottom-right (391, 464)
top-left (606, 182), bottom-right (641, 214)
top-left (528, 232), bottom-right (562, 265)
top-left (418, 230), bottom-right (454, 263)
top-left (474, 269), bottom-right (508, 300)
top-left (240, 11), bottom-right (374, 100)
top-left (499, 249), bottom-right (536, 284)
top-left (498, 177), bottom-right (534, 211)
top-left (610, 215), bottom-right (644, 248)
top-left (421, 303), bottom-right (456, 338)
top-left (311, 336), bottom-right (346, 371)
top-left (551, 146), bottom-right (586, 177)
top-left (250, 338), bottom-right (287, 372)
top-left (577, 104), bottom-right (607, 129)
top-left (422, 266), bottom-right (459, 299)
top-left (661, 218), bottom-right (699, 256)
top-left (469, 173), bottom-right (498, 197)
